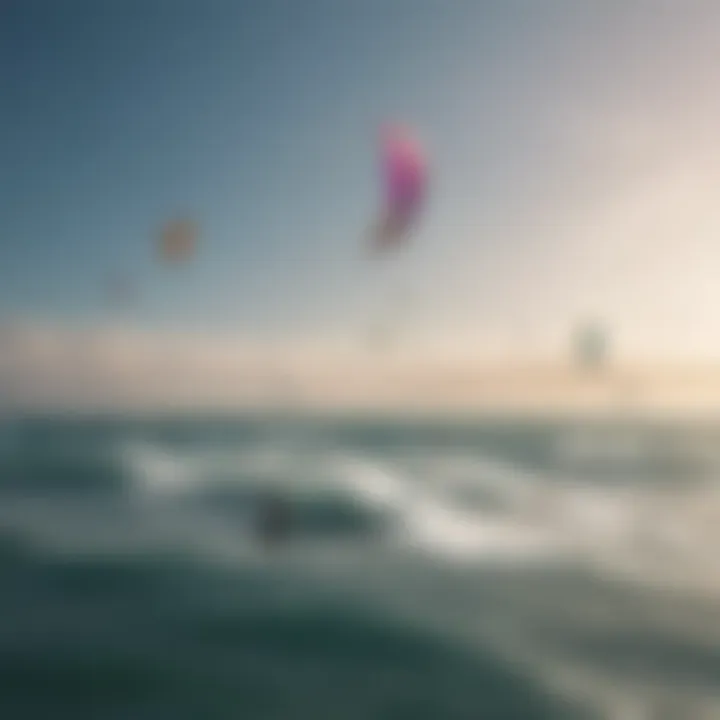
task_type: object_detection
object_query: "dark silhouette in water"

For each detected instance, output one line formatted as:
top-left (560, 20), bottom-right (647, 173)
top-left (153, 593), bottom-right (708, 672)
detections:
top-left (255, 495), bottom-right (292, 547)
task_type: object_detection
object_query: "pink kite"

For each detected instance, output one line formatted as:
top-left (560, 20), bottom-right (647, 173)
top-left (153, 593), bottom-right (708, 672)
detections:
top-left (372, 123), bottom-right (427, 253)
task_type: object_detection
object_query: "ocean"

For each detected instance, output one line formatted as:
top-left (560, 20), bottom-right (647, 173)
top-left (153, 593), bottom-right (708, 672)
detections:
top-left (2, 413), bottom-right (720, 719)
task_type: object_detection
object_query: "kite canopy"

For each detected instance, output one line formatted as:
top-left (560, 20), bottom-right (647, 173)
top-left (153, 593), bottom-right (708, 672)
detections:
top-left (573, 320), bottom-right (609, 372)
top-left (372, 123), bottom-right (427, 252)
top-left (158, 217), bottom-right (197, 264)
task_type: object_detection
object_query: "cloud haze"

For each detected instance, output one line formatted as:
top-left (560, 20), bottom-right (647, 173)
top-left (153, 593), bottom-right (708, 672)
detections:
top-left (0, 321), bottom-right (719, 415)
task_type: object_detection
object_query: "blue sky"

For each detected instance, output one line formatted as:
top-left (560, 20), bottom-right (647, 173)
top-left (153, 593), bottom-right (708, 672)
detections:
top-left (4, 0), bottom-right (720, 371)
top-left (0, 2), bottom-right (572, 337)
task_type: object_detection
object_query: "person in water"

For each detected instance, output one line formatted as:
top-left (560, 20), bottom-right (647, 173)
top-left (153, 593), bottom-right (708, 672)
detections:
top-left (255, 494), bottom-right (292, 547)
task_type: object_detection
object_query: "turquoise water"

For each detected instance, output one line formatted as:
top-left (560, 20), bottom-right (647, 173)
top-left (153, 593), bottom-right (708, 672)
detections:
top-left (2, 415), bottom-right (720, 718)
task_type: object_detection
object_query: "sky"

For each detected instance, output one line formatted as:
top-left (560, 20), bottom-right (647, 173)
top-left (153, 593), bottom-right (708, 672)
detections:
top-left (4, 1), bottom-right (720, 409)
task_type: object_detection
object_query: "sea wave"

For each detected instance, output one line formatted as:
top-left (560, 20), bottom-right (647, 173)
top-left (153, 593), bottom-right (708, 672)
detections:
top-left (4, 416), bottom-right (720, 717)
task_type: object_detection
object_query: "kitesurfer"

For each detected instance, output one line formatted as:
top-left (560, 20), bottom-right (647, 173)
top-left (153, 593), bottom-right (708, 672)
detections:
top-left (255, 493), bottom-right (292, 547)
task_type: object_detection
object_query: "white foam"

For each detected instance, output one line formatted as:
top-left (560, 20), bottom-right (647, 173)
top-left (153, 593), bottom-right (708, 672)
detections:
top-left (120, 440), bottom-right (302, 497)
top-left (117, 430), bottom-right (720, 601)
top-left (328, 453), bottom-right (567, 562)
top-left (122, 442), bottom-right (198, 496)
